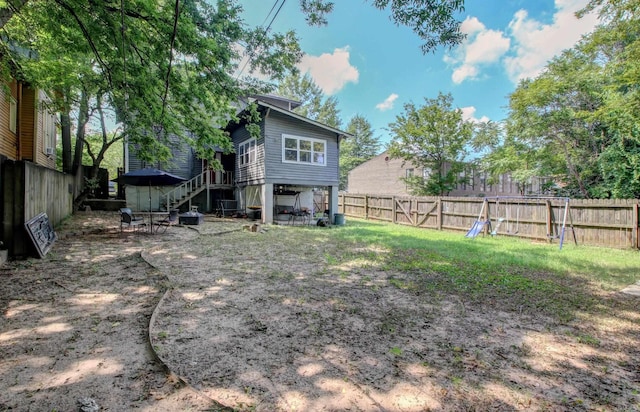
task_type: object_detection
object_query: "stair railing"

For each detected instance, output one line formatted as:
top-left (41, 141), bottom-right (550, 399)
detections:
top-left (163, 171), bottom-right (207, 211)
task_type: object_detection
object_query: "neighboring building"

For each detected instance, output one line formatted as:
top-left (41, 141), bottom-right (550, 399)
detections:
top-left (124, 95), bottom-right (349, 223)
top-left (0, 77), bottom-right (57, 170)
top-left (347, 151), bottom-right (550, 197)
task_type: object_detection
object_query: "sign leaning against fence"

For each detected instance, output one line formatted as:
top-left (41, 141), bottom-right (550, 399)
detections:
top-left (24, 212), bottom-right (57, 258)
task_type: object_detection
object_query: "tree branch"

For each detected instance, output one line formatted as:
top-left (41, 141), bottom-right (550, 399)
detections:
top-left (160, 0), bottom-right (180, 120)
top-left (54, 0), bottom-right (113, 89)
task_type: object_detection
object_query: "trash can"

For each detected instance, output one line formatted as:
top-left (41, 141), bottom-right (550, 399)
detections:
top-left (333, 213), bottom-right (345, 226)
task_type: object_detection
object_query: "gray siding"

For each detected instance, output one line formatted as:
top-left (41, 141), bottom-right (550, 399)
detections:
top-left (232, 121), bottom-right (265, 186)
top-left (127, 134), bottom-right (194, 180)
top-left (263, 111), bottom-right (339, 186)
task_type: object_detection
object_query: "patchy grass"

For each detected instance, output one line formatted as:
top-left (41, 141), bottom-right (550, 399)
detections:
top-left (317, 218), bottom-right (640, 322)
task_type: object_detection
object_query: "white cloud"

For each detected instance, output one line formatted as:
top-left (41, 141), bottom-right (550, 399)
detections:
top-left (375, 93), bottom-right (399, 111)
top-left (299, 47), bottom-right (359, 95)
top-left (445, 17), bottom-right (510, 84)
top-left (461, 106), bottom-right (490, 123)
top-left (504, 0), bottom-right (599, 83)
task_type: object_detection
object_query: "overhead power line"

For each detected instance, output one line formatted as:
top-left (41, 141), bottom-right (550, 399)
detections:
top-left (236, 0), bottom-right (287, 79)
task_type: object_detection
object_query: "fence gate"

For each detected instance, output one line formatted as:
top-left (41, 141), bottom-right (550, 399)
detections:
top-left (394, 197), bottom-right (438, 227)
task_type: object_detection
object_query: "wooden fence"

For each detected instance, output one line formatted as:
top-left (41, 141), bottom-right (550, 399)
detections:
top-left (3, 160), bottom-right (78, 257)
top-left (338, 194), bottom-right (640, 249)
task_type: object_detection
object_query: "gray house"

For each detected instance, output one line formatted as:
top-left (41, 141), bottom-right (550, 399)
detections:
top-left (226, 95), bottom-right (348, 224)
top-left (124, 95), bottom-right (348, 224)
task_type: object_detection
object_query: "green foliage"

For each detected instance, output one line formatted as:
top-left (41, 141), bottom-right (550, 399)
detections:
top-left (3, 0), bottom-right (303, 167)
top-left (387, 92), bottom-right (473, 196)
top-left (339, 114), bottom-right (380, 190)
top-left (501, 2), bottom-right (640, 199)
top-left (299, 0), bottom-right (465, 53)
top-left (277, 72), bottom-right (342, 128)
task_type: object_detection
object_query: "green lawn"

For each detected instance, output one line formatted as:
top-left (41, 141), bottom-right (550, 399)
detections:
top-left (313, 218), bottom-right (640, 323)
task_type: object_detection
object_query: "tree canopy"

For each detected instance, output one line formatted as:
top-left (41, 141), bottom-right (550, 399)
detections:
top-left (0, 0), bottom-right (465, 180)
top-left (340, 114), bottom-right (380, 190)
top-left (492, 0), bottom-right (640, 198)
top-left (277, 72), bottom-right (342, 128)
top-left (3, 0), bottom-right (302, 172)
top-left (387, 92), bottom-right (473, 196)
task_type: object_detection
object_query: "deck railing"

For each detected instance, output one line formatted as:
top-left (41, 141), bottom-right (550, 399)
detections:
top-left (207, 169), bottom-right (234, 186)
top-left (163, 169), bottom-right (234, 211)
top-left (163, 171), bottom-right (206, 211)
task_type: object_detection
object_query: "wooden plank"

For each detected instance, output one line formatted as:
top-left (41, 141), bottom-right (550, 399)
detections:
top-left (416, 201), bottom-right (437, 227)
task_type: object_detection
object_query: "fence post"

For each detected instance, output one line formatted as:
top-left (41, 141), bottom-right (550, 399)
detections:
top-left (482, 198), bottom-right (489, 236)
top-left (633, 201), bottom-right (639, 249)
top-left (546, 200), bottom-right (553, 243)
top-left (412, 198), bottom-right (417, 226)
top-left (437, 197), bottom-right (442, 230)
top-left (364, 195), bottom-right (369, 220)
top-left (392, 196), bottom-right (397, 224)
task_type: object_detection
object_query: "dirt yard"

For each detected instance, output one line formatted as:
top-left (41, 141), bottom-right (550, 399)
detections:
top-left (0, 211), bottom-right (638, 411)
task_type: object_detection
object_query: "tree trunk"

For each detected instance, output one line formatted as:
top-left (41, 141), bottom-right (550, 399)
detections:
top-left (72, 90), bottom-right (89, 175)
top-left (0, 0), bottom-right (29, 28)
top-left (60, 110), bottom-right (72, 174)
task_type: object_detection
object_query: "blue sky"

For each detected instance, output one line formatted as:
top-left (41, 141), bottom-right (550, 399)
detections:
top-left (237, 0), bottom-right (600, 148)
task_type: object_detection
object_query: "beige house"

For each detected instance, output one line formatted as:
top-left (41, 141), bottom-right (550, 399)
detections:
top-left (347, 151), bottom-right (549, 197)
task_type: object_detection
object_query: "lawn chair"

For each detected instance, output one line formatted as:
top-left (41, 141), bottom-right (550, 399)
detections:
top-left (120, 208), bottom-right (146, 232)
top-left (154, 209), bottom-right (179, 234)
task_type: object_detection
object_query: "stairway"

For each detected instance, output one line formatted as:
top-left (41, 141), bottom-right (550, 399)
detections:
top-left (162, 171), bottom-right (208, 211)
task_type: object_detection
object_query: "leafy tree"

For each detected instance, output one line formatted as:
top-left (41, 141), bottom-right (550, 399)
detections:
top-left (340, 114), bottom-right (380, 190)
top-left (3, 0), bottom-right (302, 172)
top-left (300, 0), bottom-right (465, 53)
top-left (503, 4), bottom-right (640, 199)
top-left (277, 72), bottom-right (342, 128)
top-left (387, 92), bottom-right (473, 196)
top-left (0, 0), bottom-right (466, 187)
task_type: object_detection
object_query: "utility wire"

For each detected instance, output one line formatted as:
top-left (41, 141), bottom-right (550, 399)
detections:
top-left (236, 0), bottom-right (286, 79)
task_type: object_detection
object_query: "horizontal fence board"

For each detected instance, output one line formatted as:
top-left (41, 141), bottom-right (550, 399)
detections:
top-left (338, 194), bottom-right (639, 249)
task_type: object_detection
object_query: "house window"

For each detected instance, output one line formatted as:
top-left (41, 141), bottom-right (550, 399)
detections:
top-left (9, 97), bottom-right (16, 133)
top-left (422, 168), bottom-right (430, 180)
top-left (238, 138), bottom-right (256, 166)
top-left (282, 134), bottom-right (326, 166)
top-left (44, 112), bottom-right (56, 153)
top-left (405, 168), bottom-right (414, 178)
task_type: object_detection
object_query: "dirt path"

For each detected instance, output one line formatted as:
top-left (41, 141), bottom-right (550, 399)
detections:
top-left (0, 212), bottom-right (230, 411)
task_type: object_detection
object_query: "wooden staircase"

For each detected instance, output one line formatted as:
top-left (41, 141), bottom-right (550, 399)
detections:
top-left (162, 171), bottom-right (208, 211)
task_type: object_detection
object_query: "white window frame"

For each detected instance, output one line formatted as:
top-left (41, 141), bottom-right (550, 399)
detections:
top-left (44, 112), bottom-right (56, 151)
top-left (9, 96), bottom-right (16, 134)
top-left (238, 137), bottom-right (256, 167)
top-left (282, 134), bottom-right (326, 166)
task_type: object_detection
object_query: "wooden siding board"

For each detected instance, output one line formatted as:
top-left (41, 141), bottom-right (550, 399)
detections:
top-left (127, 134), bottom-right (192, 179)
top-left (0, 86), bottom-right (17, 159)
top-left (263, 111), bottom-right (339, 186)
top-left (19, 87), bottom-right (35, 161)
top-left (232, 123), bottom-right (265, 186)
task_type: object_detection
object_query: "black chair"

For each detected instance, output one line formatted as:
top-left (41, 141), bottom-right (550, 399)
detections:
top-left (155, 209), bottom-right (179, 234)
top-left (120, 208), bottom-right (146, 232)
top-left (289, 208), bottom-right (310, 225)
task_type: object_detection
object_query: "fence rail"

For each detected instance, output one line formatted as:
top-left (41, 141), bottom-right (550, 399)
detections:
top-left (338, 194), bottom-right (640, 249)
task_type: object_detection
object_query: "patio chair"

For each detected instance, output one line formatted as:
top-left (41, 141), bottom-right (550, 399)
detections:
top-left (154, 209), bottom-right (179, 234)
top-left (120, 208), bottom-right (146, 232)
top-left (289, 208), bottom-right (310, 225)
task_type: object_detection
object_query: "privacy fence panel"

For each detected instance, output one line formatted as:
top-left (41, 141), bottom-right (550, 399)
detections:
top-left (338, 194), bottom-right (640, 249)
